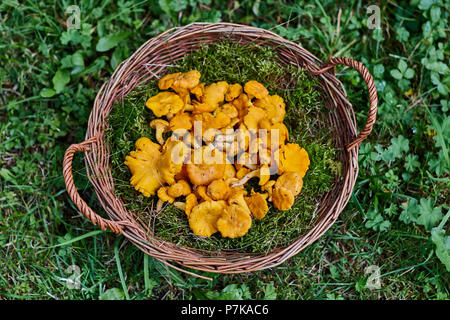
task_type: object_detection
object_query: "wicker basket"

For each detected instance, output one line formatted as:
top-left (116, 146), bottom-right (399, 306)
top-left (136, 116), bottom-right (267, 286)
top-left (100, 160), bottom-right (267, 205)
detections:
top-left (63, 22), bottom-right (377, 279)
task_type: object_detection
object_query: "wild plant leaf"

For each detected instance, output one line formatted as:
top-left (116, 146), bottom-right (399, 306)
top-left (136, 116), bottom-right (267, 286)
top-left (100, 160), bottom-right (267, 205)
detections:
top-left (52, 69), bottom-right (70, 93)
top-left (416, 198), bottom-right (443, 230)
top-left (404, 154), bottom-right (420, 172)
top-left (431, 210), bottom-right (450, 271)
top-left (96, 32), bottom-right (130, 52)
top-left (400, 198), bottom-right (420, 224)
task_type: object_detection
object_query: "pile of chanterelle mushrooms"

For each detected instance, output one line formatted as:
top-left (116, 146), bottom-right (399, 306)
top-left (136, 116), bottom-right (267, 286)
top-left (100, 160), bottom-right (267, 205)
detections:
top-left (124, 70), bottom-right (310, 238)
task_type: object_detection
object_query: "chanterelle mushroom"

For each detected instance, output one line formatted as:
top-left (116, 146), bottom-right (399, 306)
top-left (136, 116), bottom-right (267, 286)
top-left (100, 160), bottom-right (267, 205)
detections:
top-left (279, 143), bottom-right (310, 178)
top-left (150, 119), bottom-right (170, 145)
top-left (146, 92), bottom-right (184, 117)
top-left (124, 137), bottom-right (162, 197)
top-left (245, 190), bottom-right (269, 219)
top-left (188, 200), bottom-right (227, 237)
top-left (193, 81), bottom-right (229, 113)
top-left (186, 147), bottom-right (226, 186)
top-left (275, 171), bottom-right (303, 196)
top-left (216, 204), bottom-right (252, 238)
top-left (167, 180), bottom-right (192, 198)
top-left (272, 186), bottom-right (295, 211)
top-left (157, 140), bottom-right (189, 185)
top-left (169, 112), bottom-right (192, 131)
top-left (158, 70), bottom-right (201, 92)
top-left (207, 179), bottom-right (230, 201)
top-left (231, 164), bottom-right (271, 187)
top-left (253, 94), bottom-right (286, 123)
top-left (225, 83), bottom-right (243, 101)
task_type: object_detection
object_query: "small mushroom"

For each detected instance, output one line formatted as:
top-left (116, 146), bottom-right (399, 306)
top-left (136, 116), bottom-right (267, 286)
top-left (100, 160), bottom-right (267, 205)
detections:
top-left (245, 190), bottom-right (269, 219)
top-left (185, 193), bottom-right (198, 217)
top-left (150, 119), bottom-right (170, 145)
top-left (243, 107), bottom-right (266, 130)
top-left (279, 143), bottom-right (310, 178)
top-left (261, 180), bottom-right (276, 202)
top-left (216, 204), bottom-right (252, 238)
top-left (272, 186), bottom-right (294, 211)
top-left (227, 190), bottom-right (251, 215)
top-left (156, 186), bottom-right (175, 211)
top-left (253, 94), bottom-right (286, 123)
top-left (167, 180), bottom-right (192, 198)
top-left (244, 80), bottom-right (269, 100)
top-left (207, 179), bottom-right (230, 200)
top-left (194, 185), bottom-right (213, 202)
top-left (169, 113), bottom-right (192, 131)
top-left (159, 70), bottom-right (201, 92)
top-left (225, 83), bottom-right (243, 101)
top-left (275, 171), bottom-right (303, 196)
top-left (146, 92), bottom-right (184, 117)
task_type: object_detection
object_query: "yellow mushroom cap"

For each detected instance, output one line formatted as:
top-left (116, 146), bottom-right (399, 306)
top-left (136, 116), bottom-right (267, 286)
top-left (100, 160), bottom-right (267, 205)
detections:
top-left (245, 191), bottom-right (269, 219)
top-left (146, 92), bottom-right (184, 117)
top-left (124, 137), bottom-right (162, 197)
top-left (194, 185), bottom-right (213, 202)
top-left (207, 179), bottom-right (230, 201)
top-left (279, 143), bottom-right (310, 178)
top-left (275, 171), bottom-right (303, 197)
top-left (225, 83), bottom-right (243, 102)
top-left (272, 186), bottom-right (295, 211)
top-left (253, 94), bottom-right (286, 123)
top-left (167, 180), bottom-right (192, 198)
top-left (193, 81), bottom-right (229, 113)
top-left (157, 186), bottom-right (175, 204)
top-left (188, 200), bottom-right (227, 237)
top-left (216, 204), bottom-right (252, 239)
top-left (157, 140), bottom-right (189, 185)
top-left (244, 80), bottom-right (269, 99)
top-left (261, 180), bottom-right (276, 201)
top-left (145, 92), bottom-right (184, 118)
top-left (169, 113), bottom-right (192, 131)
top-left (158, 70), bottom-right (201, 91)
top-left (243, 107), bottom-right (266, 130)
top-left (187, 147), bottom-right (226, 186)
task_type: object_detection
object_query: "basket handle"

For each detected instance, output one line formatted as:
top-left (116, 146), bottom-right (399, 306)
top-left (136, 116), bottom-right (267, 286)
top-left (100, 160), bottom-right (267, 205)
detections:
top-left (63, 137), bottom-right (124, 234)
top-left (308, 57), bottom-right (378, 151)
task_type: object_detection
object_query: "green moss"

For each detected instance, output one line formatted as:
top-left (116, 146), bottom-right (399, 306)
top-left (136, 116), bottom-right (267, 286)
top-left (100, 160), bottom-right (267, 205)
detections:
top-left (105, 42), bottom-right (340, 254)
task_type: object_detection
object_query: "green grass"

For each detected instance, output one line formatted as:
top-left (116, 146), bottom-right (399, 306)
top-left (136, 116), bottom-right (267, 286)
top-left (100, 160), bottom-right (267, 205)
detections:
top-left (0, 0), bottom-right (448, 300)
top-left (106, 42), bottom-right (338, 253)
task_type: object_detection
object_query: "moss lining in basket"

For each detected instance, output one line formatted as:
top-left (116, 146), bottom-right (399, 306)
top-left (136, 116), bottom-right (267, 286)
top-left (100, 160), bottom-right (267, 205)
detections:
top-left (63, 22), bottom-right (377, 278)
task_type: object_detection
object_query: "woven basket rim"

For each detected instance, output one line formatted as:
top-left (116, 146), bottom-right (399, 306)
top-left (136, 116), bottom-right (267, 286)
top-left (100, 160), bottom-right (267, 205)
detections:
top-left (62, 22), bottom-right (377, 278)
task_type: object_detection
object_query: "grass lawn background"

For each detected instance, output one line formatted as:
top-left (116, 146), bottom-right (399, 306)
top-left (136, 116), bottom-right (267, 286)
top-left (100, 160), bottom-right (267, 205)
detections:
top-left (0, 0), bottom-right (448, 299)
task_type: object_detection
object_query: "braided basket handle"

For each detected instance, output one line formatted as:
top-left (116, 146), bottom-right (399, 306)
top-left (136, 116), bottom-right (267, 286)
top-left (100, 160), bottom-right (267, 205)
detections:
top-left (309, 57), bottom-right (378, 151)
top-left (63, 137), bottom-right (123, 234)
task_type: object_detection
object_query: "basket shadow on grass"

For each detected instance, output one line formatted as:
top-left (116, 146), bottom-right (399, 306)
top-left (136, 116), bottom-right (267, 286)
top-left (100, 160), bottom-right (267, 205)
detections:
top-left (105, 42), bottom-right (341, 254)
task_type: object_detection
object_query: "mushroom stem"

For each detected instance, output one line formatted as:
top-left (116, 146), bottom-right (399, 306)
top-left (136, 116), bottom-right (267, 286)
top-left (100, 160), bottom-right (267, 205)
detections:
top-left (173, 202), bottom-right (186, 211)
top-left (155, 129), bottom-right (165, 145)
top-left (156, 199), bottom-right (164, 212)
top-left (230, 169), bottom-right (259, 187)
